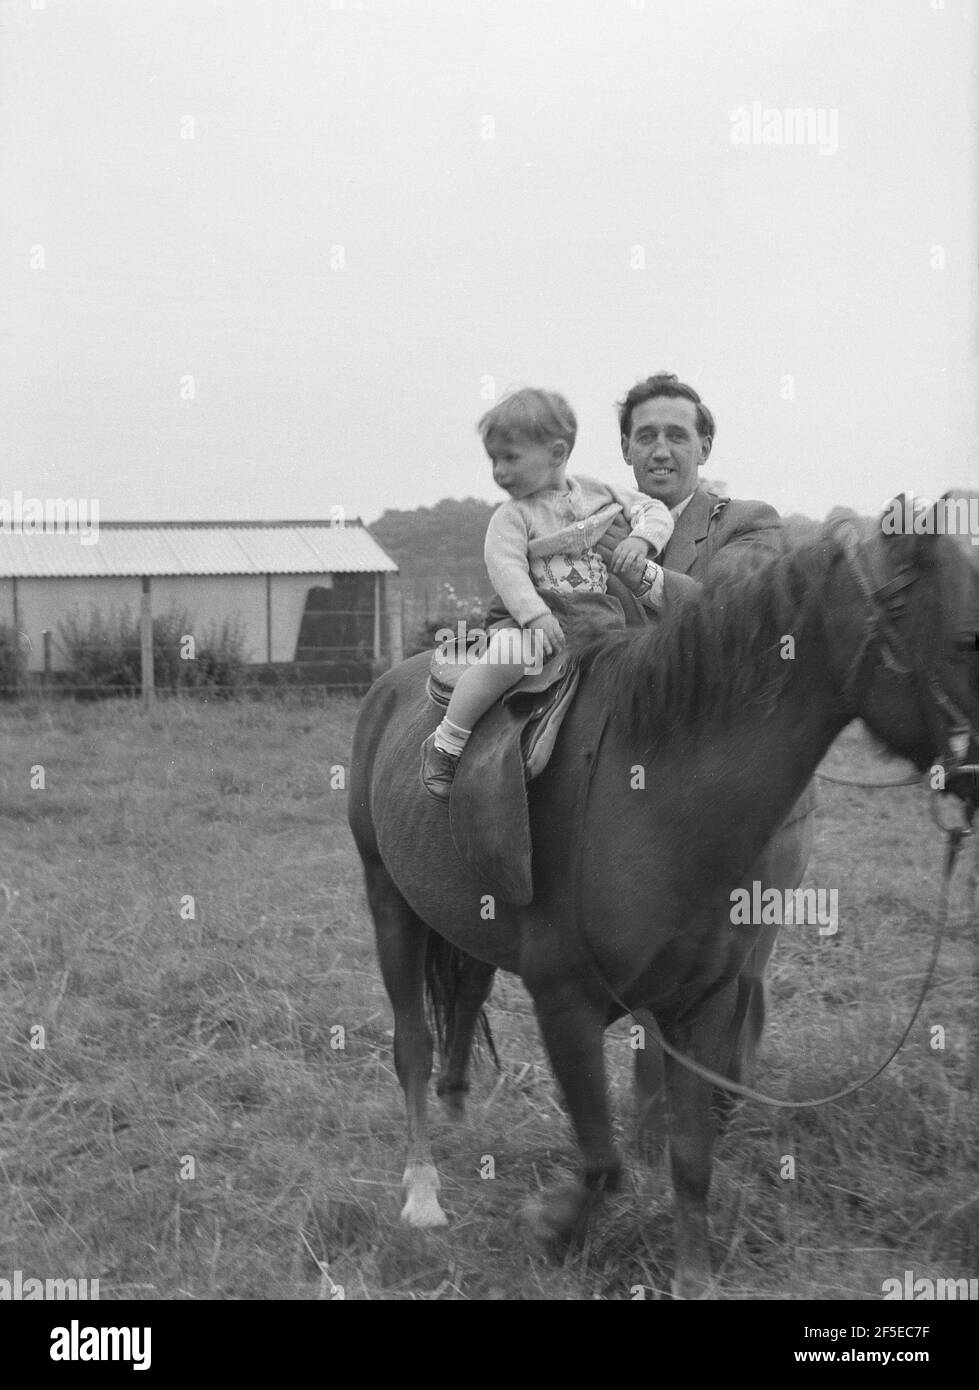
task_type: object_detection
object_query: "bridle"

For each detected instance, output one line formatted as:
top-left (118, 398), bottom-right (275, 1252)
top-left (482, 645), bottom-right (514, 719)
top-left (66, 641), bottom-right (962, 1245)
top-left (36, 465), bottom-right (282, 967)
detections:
top-left (829, 516), bottom-right (979, 802)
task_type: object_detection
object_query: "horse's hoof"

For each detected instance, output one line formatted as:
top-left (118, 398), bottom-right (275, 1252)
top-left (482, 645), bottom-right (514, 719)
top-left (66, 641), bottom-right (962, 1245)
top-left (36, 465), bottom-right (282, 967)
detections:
top-left (400, 1163), bottom-right (449, 1228)
top-left (400, 1196), bottom-right (448, 1228)
top-left (437, 1083), bottom-right (468, 1121)
top-left (521, 1183), bottom-right (591, 1250)
top-left (671, 1271), bottom-right (713, 1300)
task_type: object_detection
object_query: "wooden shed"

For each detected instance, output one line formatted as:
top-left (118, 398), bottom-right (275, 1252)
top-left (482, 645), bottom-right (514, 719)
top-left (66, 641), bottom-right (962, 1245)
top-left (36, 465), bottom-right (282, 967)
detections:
top-left (0, 519), bottom-right (402, 690)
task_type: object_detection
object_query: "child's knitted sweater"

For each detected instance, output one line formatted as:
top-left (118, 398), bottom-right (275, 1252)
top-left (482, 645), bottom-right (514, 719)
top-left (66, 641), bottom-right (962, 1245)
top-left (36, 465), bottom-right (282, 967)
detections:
top-left (484, 473), bottom-right (673, 626)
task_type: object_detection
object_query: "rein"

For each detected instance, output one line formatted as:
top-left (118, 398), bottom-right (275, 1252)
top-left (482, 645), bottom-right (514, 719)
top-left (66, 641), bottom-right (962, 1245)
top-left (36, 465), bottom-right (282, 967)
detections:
top-left (569, 525), bottom-right (976, 1109)
top-left (633, 824), bottom-right (965, 1109)
top-left (815, 768), bottom-right (921, 788)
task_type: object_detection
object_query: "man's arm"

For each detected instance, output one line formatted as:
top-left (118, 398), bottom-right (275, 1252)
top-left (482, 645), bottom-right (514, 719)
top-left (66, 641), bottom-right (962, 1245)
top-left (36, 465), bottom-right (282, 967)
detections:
top-left (703, 501), bottom-right (782, 585)
top-left (603, 482), bottom-right (674, 556)
top-left (600, 498), bottom-right (784, 621)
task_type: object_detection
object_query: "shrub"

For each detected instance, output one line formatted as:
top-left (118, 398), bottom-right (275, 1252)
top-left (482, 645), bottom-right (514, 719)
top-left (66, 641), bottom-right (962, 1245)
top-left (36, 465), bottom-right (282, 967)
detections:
top-left (181, 616), bottom-right (249, 696)
top-left (405, 583), bottom-right (490, 658)
top-left (57, 606), bottom-right (249, 696)
top-left (0, 621), bottom-right (28, 697)
top-left (57, 607), bottom-right (141, 694)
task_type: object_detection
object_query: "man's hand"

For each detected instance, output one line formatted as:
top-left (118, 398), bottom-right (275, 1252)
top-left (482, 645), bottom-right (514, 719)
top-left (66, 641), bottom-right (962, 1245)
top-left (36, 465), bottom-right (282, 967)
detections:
top-left (529, 613), bottom-right (566, 661)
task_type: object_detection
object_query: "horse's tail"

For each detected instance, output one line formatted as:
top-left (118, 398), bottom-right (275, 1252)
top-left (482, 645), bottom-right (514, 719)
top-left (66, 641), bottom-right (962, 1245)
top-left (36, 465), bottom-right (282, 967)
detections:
top-left (424, 934), bottom-right (500, 1070)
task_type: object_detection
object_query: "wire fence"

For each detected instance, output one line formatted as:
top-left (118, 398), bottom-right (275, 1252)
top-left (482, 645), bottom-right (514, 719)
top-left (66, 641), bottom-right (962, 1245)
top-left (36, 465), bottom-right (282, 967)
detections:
top-left (0, 674), bottom-right (383, 701)
top-left (0, 608), bottom-right (404, 701)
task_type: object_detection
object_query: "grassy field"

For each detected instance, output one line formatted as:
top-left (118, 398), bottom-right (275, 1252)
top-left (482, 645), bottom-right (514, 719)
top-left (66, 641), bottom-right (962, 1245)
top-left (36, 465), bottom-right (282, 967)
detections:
top-left (0, 695), bottom-right (976, 1301)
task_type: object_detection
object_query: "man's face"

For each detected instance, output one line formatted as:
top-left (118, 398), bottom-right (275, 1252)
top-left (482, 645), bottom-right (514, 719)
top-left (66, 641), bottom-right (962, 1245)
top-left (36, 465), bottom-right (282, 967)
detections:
top-left (621, 396), bottom-right (710, 509)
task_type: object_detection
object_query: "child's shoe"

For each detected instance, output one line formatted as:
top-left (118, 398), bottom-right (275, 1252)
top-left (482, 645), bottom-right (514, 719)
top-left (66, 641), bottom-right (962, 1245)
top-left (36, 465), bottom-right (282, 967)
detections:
top-left (420, 732), bottom-right (459, 801)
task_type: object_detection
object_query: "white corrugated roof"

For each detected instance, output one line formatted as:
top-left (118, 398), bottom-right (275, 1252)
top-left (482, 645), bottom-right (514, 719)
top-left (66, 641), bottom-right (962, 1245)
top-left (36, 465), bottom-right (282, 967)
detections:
top-left (0, 522), bottom-right (398, 578)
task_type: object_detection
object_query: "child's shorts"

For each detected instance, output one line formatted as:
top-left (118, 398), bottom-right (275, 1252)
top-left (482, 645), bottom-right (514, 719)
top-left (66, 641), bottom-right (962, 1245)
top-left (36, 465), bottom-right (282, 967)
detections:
top-left (488, 589), bottom-right (626, 644)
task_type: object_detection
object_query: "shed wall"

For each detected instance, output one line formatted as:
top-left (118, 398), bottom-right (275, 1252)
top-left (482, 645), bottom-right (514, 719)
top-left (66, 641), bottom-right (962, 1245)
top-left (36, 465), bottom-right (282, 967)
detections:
top-left (3, 573), bottom-right (342, 672)
top-left (10, 577), bottom-right (143, 671)
top-left (150, 575), bottom-right (267, 664)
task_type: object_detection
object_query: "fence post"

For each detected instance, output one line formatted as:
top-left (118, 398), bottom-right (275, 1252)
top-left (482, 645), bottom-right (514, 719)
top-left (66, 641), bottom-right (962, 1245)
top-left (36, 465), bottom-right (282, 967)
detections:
top-left (141, 576), bottom-right (154, 710)
top-left (373, 574), bottom-right (382, 661)
top-left (386, 574), bottom-right (404, 665)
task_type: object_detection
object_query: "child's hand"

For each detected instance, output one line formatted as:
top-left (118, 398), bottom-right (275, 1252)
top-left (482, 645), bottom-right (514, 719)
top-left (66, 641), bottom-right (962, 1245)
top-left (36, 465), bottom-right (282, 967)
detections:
top-left (530, 613), bottom-right (566, 661)
top-left (609, 534), bottom-right (651, 579)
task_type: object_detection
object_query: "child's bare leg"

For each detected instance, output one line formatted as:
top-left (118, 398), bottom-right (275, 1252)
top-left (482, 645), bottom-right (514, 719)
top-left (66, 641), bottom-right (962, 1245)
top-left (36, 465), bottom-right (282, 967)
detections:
top-left (444, 631), bottom-right (527, 732)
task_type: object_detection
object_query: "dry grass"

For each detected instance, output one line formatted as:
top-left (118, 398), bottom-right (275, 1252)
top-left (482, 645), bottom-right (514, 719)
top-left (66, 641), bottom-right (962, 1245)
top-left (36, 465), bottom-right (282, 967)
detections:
top-left (0, 699), bottom-right (976, 1300)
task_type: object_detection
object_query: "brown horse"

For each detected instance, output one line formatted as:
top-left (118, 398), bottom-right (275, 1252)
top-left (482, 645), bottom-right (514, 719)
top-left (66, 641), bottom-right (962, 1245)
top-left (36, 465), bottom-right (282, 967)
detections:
top-left (347, 512), bottom-right (979, 1296)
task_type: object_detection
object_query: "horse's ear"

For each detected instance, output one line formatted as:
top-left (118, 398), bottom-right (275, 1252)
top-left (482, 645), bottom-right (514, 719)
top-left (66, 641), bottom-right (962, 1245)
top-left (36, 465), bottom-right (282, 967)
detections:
top-left (826, 504), bottom-right (861, 529)
top-left (878, 493), bottom-right (939, 568)
top-left (825, 505), bottom-right (873, 548)
top-left (938, 488), bottom-right (979, 562)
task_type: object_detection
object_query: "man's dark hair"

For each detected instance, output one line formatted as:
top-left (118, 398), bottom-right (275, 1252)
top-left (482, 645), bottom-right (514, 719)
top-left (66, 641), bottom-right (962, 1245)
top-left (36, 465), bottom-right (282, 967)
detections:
top-left (618, 372), bottom-right (716, 444)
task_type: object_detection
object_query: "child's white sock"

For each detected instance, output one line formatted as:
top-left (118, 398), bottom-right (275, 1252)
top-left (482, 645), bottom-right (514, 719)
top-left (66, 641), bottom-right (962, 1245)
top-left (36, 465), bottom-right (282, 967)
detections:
top-left (433, 718), bottom-right (471, 758)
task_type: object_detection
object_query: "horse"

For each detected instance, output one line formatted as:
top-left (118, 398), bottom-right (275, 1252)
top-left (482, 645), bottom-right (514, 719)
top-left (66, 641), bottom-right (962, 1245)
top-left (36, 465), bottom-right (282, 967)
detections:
top-left (347, 510), bottom-right (979, 1297)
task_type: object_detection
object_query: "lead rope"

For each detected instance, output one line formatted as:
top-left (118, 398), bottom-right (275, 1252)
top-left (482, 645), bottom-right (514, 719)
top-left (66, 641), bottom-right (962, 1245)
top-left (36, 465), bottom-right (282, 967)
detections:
top-left (815, 768), bottom-right (922, 788)
top-left (570, 715), bottom-right (967, 1109)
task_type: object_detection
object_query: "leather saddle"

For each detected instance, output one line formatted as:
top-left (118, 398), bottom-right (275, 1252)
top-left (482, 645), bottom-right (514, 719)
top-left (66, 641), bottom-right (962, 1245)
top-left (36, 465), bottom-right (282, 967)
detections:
top-left (427, 641), bottom-right (579, 783)
top-left (426, 593), bottom-right (623, 905)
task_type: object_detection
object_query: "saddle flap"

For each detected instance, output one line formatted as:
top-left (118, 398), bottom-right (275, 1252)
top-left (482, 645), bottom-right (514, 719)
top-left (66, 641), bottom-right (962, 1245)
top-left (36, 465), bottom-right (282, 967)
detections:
top-left (449, 702), bottom-right (534, 906)
top-left (447, 660), bottom-right (580, 906)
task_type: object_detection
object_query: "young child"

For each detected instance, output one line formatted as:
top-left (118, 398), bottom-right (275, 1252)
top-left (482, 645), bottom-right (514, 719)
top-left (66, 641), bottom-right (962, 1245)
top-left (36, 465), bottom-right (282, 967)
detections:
top-left (421, 388), bottom-right (673, 799)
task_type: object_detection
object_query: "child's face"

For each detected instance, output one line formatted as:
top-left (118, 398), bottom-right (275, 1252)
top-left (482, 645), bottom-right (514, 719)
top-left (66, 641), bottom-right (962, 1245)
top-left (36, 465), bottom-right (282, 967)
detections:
top-left (486, 433), bottom-right (567, 500)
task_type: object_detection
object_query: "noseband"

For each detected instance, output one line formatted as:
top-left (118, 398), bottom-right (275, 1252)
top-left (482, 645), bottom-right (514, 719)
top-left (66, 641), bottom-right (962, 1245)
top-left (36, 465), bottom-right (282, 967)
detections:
top-left (831, 519), bottom-right (979, 796)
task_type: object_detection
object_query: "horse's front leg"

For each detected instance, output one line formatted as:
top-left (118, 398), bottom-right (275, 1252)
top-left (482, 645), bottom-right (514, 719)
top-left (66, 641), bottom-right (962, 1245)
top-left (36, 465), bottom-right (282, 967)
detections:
top-left (523, 983), bottom-right (622, 1247)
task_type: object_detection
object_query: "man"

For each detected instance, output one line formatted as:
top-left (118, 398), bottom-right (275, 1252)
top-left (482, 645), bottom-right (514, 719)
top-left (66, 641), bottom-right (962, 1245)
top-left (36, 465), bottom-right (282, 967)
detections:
top-left (594, 371), bottom-right (783, 610)
top-left (597, 372), bottom-right (814, 1148)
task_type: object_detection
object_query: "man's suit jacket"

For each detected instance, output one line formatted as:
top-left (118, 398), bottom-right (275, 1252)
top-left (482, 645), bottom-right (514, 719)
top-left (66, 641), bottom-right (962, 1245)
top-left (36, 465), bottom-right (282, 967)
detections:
top-left (608, 483), bottom-right (815, 824)
top-left (608, 484), bottom-right (783, 623)
top-left (482, 480), bottom-right (813, 834)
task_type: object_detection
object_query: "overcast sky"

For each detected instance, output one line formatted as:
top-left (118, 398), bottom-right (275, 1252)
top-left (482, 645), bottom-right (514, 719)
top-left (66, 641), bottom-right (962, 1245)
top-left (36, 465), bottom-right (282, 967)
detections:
top-left (2, 0), bottom-right (977, 526)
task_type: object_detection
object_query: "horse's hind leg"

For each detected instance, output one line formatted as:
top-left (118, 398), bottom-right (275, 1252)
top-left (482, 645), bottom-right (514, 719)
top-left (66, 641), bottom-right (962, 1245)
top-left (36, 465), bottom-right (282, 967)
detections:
top-left (436, 957), bottom-right (496, 1119)
top-left (365, 857), bottom-right (447, 1228)
top-left (661, 987), bottom-right (739, 1299)
top-left (711, 925), bottom-right (774, 1132)
top-left (632, 1025), bottom-right (668, 1166)
top-left (716, 804), bottom-right (812, 1124)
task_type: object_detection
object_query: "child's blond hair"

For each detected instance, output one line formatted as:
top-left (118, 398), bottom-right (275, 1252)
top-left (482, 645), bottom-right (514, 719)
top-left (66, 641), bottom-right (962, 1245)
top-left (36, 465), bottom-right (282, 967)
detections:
top-left (478, 388), bottom-right (577, 453)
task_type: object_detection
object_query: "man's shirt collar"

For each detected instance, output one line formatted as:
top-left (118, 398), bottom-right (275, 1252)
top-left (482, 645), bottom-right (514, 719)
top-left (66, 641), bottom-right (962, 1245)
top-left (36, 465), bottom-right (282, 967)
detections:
top-left (671, 491), bottom-right (697, 519)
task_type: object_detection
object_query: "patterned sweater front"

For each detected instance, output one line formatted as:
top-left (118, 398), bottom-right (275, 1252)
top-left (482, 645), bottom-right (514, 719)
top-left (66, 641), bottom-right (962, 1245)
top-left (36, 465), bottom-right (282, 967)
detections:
top-left (484, 473), bottom-right (673, 626)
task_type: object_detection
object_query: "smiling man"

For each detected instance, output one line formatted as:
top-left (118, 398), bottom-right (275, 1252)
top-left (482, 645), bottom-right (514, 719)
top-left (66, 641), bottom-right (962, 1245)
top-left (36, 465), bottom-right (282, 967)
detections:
top-left (596, 372), bottom-right (782, 613)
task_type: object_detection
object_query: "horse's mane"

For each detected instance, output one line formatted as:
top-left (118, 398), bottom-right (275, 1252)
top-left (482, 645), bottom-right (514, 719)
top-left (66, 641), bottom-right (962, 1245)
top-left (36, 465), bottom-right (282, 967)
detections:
top-left (581, 526), bottom-right (850, 737)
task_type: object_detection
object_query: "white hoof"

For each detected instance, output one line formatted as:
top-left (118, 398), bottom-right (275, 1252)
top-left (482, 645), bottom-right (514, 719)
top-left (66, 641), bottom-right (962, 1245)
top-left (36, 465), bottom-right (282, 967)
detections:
top-left (400, 1164), bottom-right (448, 1228)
